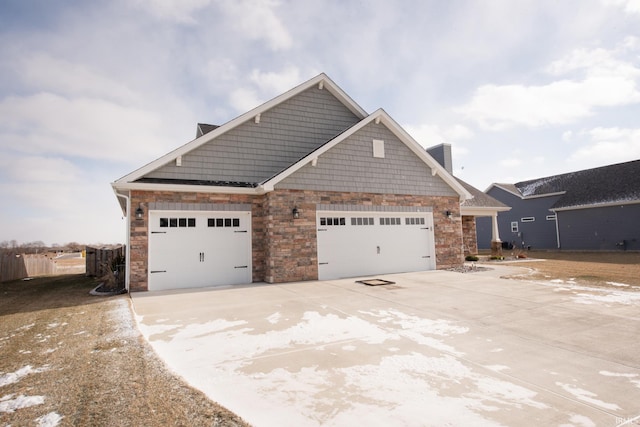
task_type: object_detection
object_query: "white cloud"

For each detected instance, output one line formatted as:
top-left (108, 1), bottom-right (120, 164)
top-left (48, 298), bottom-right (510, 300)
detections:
top-left (404, 123), bottom-right (474, 148)
top-left (218, 0), bottom-right (292, 51)
top-left (457, 41), bottom-right (640, 130)
top-left (569, 127), bottom-right (640, 165)
top-left (500, 158), bottom-right (523, 168)
top-left (0, 93), bottom-right (173, 164)
top-left (131, 0), bottom-right (212, 24)
top-left (249, 67), bottom-right (303, 95)
top-left (229, 88), bottom-right (263, 113)
top-left (602, 0), bottom-right (640, 14)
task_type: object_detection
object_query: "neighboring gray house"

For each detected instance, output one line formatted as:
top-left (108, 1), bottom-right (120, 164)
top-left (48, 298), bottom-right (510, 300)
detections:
top-left (113, 73), bottom-right (489, 292)
top-left (477, 160), bottom-right (640, 251)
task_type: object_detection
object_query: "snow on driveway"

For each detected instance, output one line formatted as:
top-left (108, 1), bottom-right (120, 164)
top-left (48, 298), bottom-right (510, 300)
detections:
top-left (133, 270), bottom-right (640, 426)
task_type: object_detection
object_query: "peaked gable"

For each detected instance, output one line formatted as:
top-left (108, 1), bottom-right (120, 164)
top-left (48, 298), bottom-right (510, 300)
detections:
top-left (265, 109), bottom-right (471, 200)
top-left (113, 73), bottom-right (367, 188)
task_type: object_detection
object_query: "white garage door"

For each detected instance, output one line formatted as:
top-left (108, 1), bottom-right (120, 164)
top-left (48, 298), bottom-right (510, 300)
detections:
top-left (148, 210), bottom-right (251, 291)
top-left (317, 211), bottom-right (435, 280)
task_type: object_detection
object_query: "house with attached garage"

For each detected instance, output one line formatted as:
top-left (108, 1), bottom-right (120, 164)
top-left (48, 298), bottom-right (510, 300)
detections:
top-left (112, 73), bottom-right (504, 292)
top-left (476, 159), bottom-right (640, 252)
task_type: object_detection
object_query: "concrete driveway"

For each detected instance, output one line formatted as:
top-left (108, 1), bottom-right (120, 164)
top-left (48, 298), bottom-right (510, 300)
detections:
top-left (131, 265), bottom-right (640, 426)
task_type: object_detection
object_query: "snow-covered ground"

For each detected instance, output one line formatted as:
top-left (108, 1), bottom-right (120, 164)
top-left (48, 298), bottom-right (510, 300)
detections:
top-left (132, 270), bottom-right (640, 426)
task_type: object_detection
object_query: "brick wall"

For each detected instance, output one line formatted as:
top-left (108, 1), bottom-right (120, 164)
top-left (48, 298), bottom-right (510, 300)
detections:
top-left (129, 190), bottom-right (266, 292)
top-left (128, 189), bottom-right (464, 290)
top-left (461, 215), bottom-right (478, 256)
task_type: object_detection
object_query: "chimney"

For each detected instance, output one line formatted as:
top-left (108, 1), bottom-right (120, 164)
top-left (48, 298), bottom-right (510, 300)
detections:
top-left (426, 143), bottom-right (453, 174)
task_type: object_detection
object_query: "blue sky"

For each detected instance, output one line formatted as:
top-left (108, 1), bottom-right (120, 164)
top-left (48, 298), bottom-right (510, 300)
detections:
top-left (1, 0), bottom-right (639, 246)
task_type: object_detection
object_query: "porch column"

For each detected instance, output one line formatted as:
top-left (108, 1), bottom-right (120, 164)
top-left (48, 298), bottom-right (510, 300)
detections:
top-left (490, 213), bottom-right (503, 257)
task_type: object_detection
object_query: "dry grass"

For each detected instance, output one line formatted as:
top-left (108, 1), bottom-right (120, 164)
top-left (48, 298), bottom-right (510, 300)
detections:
top-left (499, 250), bottom-right (640, 287)
top-left (0, 275), bottom-right (249, 426)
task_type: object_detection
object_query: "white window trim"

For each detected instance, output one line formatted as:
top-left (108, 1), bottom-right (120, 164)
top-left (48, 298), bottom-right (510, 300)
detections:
top-left (372, 139), bottom-right (385, 158)
top-left (511, 221), bottom-right (519, 232)
top-left (521, 217), bottom-right (535, 222)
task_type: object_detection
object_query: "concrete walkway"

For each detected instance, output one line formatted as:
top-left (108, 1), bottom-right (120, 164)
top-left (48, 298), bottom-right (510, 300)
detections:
top-left (131, 265), bottom-right (640, 426)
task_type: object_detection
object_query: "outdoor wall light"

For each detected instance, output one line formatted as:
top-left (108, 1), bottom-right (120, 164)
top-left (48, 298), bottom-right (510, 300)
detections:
top-left (292, 207), bottom-right (300, 219)
top-left (135, 205), bottom-right (144, 220)
top-left (446, 210), bottom-right (453, 219)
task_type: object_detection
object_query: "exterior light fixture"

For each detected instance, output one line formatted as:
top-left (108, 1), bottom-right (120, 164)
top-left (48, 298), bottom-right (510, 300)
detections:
top-left (446, 210), bottom-right (452, 219)
top-left (292, 207), bottom-right (300, 219)
top-left (135, 205), bottom-right (144, 220)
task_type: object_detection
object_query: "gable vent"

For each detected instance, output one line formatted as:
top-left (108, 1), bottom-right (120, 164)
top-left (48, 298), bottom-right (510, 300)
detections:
top-left (373, 139), bottom-right (385, 158)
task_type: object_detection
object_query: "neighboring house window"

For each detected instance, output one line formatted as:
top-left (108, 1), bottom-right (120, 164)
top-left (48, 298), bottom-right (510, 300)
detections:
top-left (521, 217), bottom-right (535, 222)
top-left (511, 221), bottom-right (519, 232)
top-left (546, 215), bottom-right (556, 221)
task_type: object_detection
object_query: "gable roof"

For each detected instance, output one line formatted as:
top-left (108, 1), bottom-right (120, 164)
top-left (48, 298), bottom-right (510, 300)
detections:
top-left (487, 159), bottom-right (640, 210)
top-left (113, 73), bottom-right (368, 188)
top-left (112, 73), bottom-right (471, 202)
top-left (262, 108), bottom-right (471, 199)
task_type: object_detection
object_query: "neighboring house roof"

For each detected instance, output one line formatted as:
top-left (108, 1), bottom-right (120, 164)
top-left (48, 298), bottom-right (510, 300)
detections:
top-left (112, 73), bottom-right (472, 202)
top-left (487, 159), bottom-right (640, 211)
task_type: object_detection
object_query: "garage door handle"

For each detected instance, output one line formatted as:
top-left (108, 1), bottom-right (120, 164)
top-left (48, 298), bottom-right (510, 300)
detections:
top-left (151, 231), bottom-right (167, 234)
top-left (234, 265), bottom-right (248, 269)
top-left (150, 270), bottom-right (167, 273)
top-left (319, 262), bottom-right (329, 265)
top-left (199, 252), bottom-right (205, 262)
top-left (421, 227), bottom-right (430, 230)
top-left (422, 256), bottom-right (431, 258)
top-left (317, 228), bottom-right (327, 232)
top-left (234, 230), bottom-right (247, 233)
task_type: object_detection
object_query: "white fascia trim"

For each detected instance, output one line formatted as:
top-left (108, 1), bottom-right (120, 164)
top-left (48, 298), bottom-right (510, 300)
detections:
top-left (551, 198), bottom-right (640, 212)
top-left (111, 182), bottom-right (264, 195)
top-left (113, 73), bottom-right (368, 185)
top-left (461, 206), bottom-right (511, 216)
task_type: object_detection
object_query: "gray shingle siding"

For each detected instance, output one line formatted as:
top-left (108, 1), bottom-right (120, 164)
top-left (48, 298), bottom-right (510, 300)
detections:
top-left (144, 86), bottom-right (360, 184)
top-left (276, 122), bottom-right (458, 197)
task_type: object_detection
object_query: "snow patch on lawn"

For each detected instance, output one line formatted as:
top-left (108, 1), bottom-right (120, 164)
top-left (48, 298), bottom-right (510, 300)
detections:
top-left (0, 365), bottom-right (49, 387)
top-left (536, 280), bottom-right (640, 306)
top-left (36, 411), bottom-right (63, 427)
top-left (0, 394), bottom-right (45, 413)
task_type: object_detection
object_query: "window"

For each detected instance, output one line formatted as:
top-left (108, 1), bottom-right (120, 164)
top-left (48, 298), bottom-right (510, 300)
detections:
top-left (546, 215), bottom-right (556, 221)
top-left (208, 218), bottom-right (240, 227)
top-left (351, 217), bottom-right (374, 226)
top-left (405, 217), bottom-right (426, 225)
top-left (511, 221), bottom-right (519, 232)
top-left (521, 217), bottom-right (535, 222)
top-left (320, 217), bottom-right (346, 226)
top-left (380, 217), bottom-right (401, 225)
top-left (160, 217), bottom-right (196, 228)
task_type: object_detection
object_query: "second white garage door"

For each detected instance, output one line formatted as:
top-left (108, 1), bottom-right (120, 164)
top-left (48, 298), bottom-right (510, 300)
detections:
top-left (316, 211), bottom-right (435, 280)
top-left (148, 210), bottom-right (252, 291)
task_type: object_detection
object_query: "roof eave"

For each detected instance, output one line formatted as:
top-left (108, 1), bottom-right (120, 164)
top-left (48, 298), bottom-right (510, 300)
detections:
top-left (551, 198), bottom-right (640, 212)
top-left (111, 181), bottom-right (265, 195)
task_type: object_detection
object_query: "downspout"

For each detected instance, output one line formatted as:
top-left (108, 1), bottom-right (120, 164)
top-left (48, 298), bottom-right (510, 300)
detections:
top-left (553, 210), bottom-right (561, 249)
top-left (116, 192), bottom-right (131, 292)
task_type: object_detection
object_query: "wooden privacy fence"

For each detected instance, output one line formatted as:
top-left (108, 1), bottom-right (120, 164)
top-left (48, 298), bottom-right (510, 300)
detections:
top-left (0, 253), bottom-right (86, 282)
top-left (85, 246), bottom-right (126, 290)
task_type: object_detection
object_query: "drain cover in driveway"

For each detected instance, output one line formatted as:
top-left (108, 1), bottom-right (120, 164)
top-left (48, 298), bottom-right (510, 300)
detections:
top-left (357, 279), bottom-right (396, 286)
